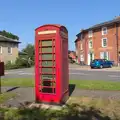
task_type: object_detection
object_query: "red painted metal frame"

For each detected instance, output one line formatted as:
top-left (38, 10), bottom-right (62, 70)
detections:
top-left (35, 24), bottom-right (69, 104)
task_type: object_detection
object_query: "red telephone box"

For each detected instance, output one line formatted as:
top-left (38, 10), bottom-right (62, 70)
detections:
top-left (35, 24), bottom-right (69, 104)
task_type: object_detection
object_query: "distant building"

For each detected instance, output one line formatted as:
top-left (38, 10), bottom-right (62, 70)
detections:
top-left (0, 35), bottom-right (21, 63)
top-left (75, 16), bottom-right (120, 65)
top-left (68, 50), bottom-right (77, 62)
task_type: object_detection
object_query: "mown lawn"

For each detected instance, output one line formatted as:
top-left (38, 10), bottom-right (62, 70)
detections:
top-left (70, 80), bottom-right (120, 91)
top-left (1, 78), bottom-right (120, 91)
top-left (1, 78), bottom-right (34, 87)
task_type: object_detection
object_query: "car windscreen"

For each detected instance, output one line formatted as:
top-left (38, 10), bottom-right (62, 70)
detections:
top-left (92, 59), bottom-right (101, 62)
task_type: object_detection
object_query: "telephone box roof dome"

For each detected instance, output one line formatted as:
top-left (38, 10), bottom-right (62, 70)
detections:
top-left (35, 24), bottom-right (68, 32)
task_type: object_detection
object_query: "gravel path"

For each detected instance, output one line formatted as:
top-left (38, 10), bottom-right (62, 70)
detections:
top-left (1, 87), bottom-right (120, 107)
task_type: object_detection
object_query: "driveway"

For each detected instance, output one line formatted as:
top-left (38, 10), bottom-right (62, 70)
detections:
top-left (3, 65), bottom-right (120, 81)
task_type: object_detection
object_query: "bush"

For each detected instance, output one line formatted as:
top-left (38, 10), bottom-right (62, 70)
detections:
top-left (5, 57), bottom-right (34, 70)
top-left (5, 61), bottom-right (18, 70)
top-left (0, 103), bottom-right (114, 120)
top-left (15, 57), bottom-right (30, 68)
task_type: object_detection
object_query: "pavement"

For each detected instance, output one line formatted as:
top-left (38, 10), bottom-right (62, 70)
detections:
top-left (3, 64), bottom-right (120, 81)
top-left (2, 87), bottom-right (120, 107)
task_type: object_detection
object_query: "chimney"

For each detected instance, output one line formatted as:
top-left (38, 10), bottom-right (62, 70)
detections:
top-left (80, 29), bottom-right (84, 32)
top-left (114, 15), bottom-right (120, 19)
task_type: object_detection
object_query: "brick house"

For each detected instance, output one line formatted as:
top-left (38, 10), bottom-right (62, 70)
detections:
top-left (75, 16), bottom-right (120, 65)
top-left (68, 50), bottom-right (76, 61)
top-left (0, 35), bottom-right (21, 63)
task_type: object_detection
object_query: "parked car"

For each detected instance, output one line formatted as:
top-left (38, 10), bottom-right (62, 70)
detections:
top-left (90, 59), bottom-right (114, 69)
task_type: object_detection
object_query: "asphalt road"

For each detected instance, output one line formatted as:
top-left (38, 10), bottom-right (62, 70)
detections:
top-left (3, 67), bottom-right (120, 81)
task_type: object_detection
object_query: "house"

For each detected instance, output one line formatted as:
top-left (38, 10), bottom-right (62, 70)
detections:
top-left (68, 50), bottom-right (76, 62)
top-left (75, 16), bottom-right (120, 66)
top-left (0, 35), bottom-right (21, 64)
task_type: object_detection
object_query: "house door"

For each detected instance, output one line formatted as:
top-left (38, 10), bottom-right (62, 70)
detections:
top-left (88, 53), bottom-right (94, 65)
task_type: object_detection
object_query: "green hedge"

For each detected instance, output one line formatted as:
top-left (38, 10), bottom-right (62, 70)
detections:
top-left (5, 57), bottom-right (34, 70)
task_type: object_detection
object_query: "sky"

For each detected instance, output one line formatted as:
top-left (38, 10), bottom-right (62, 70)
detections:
top-left (0, 0), bottom-right (120, 51)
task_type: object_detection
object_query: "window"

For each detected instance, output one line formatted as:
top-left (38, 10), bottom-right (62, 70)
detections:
top-left (88, 30), bottom-right (93, 38)
top-left (102, 38), bottom-right (107, 47)
top-left (80, 43), bottom-right (83, 50)
top-left (0, 46), bottom-right (2, 54)
top-left (8, 47), bottom-right (12, 54)
top-left (80, 54), bottom-right (84, 61)
top-left (100, 52), bottom-right (109, 60)
top-left (89, 40), bottom-right (93, 48)
top-left (102, 27), bottom-right (107, 35)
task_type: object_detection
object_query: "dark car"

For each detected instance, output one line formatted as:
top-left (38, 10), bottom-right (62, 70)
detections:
top-left (90, 59), bottom-right (114, 69)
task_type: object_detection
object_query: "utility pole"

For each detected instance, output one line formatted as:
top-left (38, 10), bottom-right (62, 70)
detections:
top-left (115, 23), bottom-right (119, 66)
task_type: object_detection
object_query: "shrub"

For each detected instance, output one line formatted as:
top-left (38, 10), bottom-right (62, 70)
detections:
top-left (15, 57), bottom-right (30, 68)
top-left (5, 61), bottom-right (18, 70)
top-left (5, 57), bottom-right (33, 70)
top-left (0, 103), bottom-right (115, 120)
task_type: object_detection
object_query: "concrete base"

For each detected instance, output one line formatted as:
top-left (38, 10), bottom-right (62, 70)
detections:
top-left (28, 102), bottom-right (66, 110)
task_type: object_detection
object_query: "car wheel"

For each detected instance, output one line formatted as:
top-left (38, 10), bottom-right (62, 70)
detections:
top-left (110, 64), bottom-right (113, 68)
top-left (91, 67), bottom-right (94, 69)
top-left (100, 65), bottom-right (103, 69)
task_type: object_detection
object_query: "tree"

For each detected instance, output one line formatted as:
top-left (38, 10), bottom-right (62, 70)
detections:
top-left (0, 30), bottom-right (19, 40)
top-left (22, 44), bottom-right (35, 62)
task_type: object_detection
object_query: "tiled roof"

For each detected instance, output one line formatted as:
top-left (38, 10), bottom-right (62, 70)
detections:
top-left (87, 17), bottom-right (120, 30)
top-left (76, 17), bottom-right (120, 37)
top-left (0, 35), bottom-right (21, 43)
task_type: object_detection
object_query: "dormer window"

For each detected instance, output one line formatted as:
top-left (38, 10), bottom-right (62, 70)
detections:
top-left (102, 27), bottom-right (107, 35)
top-left (88, 30), bottom-right (93, 38)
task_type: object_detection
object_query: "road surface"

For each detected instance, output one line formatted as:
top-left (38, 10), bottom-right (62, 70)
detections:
top-left (3, 67), bottom-right (120, 81)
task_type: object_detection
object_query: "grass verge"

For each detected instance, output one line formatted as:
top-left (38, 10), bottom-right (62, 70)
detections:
top-left (0, 93), bottom-right (16, 104)
top-left (1, 78), bottom-right (120, 91)
top-left (70, 80), bottom-right (120, 91)
top-left (1, 78), bottom-right (34, 87)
